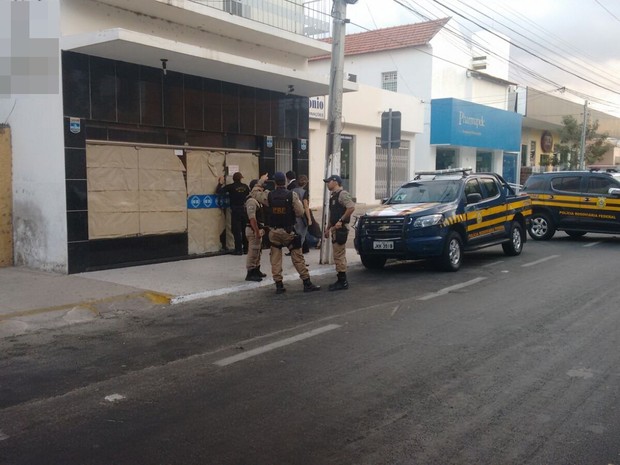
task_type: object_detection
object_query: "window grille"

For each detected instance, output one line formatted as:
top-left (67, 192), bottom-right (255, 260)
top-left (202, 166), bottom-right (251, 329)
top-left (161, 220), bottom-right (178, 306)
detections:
top-left (375, 138), bottom-right (410, 199)
top-left (381, 71), bottom-right (398, 92)
top-left (275, 138), bottom-right (292, 173)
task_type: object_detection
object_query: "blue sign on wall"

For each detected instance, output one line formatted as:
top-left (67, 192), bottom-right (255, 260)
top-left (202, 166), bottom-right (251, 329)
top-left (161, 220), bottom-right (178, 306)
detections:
top-left (431, 98), bottom-right (522, 151)
top-left (187, 194), bottom-right (229, 209)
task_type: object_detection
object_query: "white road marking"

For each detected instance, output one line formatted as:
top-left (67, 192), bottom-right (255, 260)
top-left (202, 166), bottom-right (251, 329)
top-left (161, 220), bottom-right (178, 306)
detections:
top-left (583, 241), bottom-right (601, 248)
top-left (391, 305), bottom-right (401, 317)
top-left (214, 324), bottom-right (341, 367)
top-left (521, 255), bottom-right (560, 268)
top-left (104, 394), bottom-right (126, 402)
top-left (417, 277), bottom-right (487, 301)
top-left (0, 430), bottom-right (8, 441)
top-left (482, 260), bottom-right (504, 267)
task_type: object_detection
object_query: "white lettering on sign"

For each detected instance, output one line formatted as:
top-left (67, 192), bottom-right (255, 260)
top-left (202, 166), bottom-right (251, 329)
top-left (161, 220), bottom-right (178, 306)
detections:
top-left (458, 111), bottom-right (485, 128)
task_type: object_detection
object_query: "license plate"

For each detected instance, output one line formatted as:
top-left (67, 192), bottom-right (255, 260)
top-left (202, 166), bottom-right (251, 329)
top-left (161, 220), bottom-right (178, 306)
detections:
top-left (373, 240), bottom-right (394, 250)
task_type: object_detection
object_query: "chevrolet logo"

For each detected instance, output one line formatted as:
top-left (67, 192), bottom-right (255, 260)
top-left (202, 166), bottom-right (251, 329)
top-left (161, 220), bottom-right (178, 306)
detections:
top-left (378, 225), bottom-right (391, 231)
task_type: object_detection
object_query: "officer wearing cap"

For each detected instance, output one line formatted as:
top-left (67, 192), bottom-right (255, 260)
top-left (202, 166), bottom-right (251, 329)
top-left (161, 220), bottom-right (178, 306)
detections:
top-left (217, 172), bottom-right (250, 255)
top-left (244, 174), bottom-right (269, 282)
top-left (266, 172), bottom-right (320, 294)
top-left (324, 174), bottom-right (355, 291)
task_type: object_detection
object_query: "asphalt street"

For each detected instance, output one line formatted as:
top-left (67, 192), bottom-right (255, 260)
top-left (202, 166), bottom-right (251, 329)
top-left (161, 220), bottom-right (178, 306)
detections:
top-left (1, 234), bottom-right (619, 464)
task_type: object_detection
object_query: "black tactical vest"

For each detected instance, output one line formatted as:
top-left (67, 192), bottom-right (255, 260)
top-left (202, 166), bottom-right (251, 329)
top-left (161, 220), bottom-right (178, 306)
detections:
top-left (267, 188), bottom-right (296, 230)
top-left (329, 190), bottom-right (346, 225)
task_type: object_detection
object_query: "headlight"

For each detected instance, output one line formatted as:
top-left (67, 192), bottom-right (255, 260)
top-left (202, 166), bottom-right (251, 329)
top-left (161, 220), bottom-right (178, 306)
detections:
top-left (413, 214), bottom-right (443, 228)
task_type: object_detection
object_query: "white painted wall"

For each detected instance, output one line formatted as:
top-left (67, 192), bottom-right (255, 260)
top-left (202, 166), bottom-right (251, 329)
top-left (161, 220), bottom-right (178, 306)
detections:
top-left (0, 0), bottom-right (67, 272)
top-left (61, 0), bottom-right (311, 70)
top-left (308, 84), bottom-right (424, 207)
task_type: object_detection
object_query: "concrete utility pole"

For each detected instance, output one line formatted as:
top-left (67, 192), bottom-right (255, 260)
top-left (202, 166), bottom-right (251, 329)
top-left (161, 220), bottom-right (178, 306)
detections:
top-left (578, 100), bottom-right (588, 170)
top-left (320, 0), bottom-right (354, 264)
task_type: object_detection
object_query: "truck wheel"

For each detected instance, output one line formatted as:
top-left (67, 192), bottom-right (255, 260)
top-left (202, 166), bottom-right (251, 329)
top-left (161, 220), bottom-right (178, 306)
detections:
top-left (360, 254), bottom-right (386, 269)
top-left (438, 231), bottom-right (462, 272)
top-left (502, 221), bottom-right (524, 256)
top-left (528, 212), bottom-right (555, 240)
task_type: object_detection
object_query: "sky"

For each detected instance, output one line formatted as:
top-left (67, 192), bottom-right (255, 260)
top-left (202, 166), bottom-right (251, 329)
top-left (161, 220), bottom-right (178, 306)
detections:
top-left (343, 0), bottom-right (620, 118)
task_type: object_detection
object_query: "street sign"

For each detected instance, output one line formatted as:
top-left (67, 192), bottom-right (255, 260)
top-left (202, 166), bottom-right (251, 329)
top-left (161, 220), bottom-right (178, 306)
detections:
top-left (381, 110), bottom-right (401, 149)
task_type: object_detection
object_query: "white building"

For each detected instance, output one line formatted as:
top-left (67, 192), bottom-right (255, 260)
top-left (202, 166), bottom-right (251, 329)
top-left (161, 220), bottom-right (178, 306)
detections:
top-left (0, 0), bottom-right (355, 273)
top-left (308, 19), bottom-right (523, 204)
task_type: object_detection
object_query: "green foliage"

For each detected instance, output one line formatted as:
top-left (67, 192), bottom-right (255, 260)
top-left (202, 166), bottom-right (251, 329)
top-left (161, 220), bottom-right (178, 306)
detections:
top-left (557, 115), bottom-right (613, 169)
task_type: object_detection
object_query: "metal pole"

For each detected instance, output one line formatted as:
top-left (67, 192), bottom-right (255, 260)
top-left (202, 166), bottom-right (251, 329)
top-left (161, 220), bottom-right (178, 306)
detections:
top-left (387, 108), bottom-right (392, 197)
top-left (578, 100), bottom-right (588, 170)
top-left (320, 0), bottom-right (347, 265)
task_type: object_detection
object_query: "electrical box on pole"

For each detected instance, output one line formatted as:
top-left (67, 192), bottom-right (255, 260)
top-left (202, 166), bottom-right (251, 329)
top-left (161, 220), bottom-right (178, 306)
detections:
top-left (381, 110), bottom-right (401, 149)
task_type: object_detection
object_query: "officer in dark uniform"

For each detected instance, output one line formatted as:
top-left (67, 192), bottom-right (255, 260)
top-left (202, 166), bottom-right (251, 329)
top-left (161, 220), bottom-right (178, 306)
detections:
top-left (266, 172), bottom-right (320, 294)
top-left (217, 172), bottom-right (250, 255)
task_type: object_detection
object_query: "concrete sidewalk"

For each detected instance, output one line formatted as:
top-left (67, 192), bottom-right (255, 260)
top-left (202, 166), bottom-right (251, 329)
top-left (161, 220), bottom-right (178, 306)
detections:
top-left (0, 246), bottom-right (361, 338)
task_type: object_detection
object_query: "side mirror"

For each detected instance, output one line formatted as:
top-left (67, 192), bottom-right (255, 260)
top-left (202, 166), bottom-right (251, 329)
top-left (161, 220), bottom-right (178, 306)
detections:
top-left (467, 193), bottom-right (482, 204)
top-left (381, 197), bottom-right (389, 204)
top-left (608, 187), bottom-right (620, 197)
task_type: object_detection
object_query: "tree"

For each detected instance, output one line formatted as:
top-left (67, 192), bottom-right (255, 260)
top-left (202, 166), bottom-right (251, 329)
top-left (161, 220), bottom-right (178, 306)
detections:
top-left (557, 115), bottom-right (613, 169)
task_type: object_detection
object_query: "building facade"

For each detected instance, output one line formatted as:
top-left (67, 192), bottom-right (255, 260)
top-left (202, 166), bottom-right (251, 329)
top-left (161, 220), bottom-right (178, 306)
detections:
top-left (1, 0), bottom-right (356, 273)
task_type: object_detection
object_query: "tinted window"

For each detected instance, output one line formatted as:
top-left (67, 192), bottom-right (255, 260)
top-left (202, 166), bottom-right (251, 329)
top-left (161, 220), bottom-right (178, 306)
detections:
top-left (551, 176), bottom-right (581, 192)
top-left (586, 176), bottom-right (616, 195)
top-left (464, 179), bottom-right (482, 196)
top-left (523, 176), bottom-right (546, 191)
top-left (479, 177), bottom-right (499, 199)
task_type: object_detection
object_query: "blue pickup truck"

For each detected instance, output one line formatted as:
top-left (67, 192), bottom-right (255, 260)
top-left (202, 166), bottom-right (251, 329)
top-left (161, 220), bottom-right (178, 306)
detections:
top-left (354, 168), bottom-right (532, 271)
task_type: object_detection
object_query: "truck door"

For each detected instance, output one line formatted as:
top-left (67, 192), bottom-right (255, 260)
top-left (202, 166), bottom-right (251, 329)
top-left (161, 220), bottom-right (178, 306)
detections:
top-left (580, 175), bottom-right (620, 233)
top-left (464, 177), bottom-right (504, 244)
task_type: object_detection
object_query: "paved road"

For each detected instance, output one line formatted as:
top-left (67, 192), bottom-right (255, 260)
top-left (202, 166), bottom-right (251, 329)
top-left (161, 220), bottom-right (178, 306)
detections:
top-left (1, 234), bottom-right (619, 464)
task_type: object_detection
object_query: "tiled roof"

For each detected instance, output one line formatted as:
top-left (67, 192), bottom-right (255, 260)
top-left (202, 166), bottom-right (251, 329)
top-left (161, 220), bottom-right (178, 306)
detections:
top-left (310, 18), bottom-right (450, 61)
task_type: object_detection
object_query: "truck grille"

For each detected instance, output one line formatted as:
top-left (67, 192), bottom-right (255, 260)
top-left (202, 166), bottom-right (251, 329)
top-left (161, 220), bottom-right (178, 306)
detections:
top-left (361, 217), bottom-right (405, 238)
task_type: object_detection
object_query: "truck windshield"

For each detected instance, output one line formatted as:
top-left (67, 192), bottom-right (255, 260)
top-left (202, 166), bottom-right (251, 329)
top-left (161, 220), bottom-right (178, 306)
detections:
top-left (388, 180), bottom-right (460, 204)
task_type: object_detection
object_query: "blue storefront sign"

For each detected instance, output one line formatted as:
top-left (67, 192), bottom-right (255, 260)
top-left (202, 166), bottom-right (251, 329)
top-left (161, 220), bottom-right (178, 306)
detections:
top-left (431, 98), bottom-right (522, 151)
top-left (187, 194), bottom-right (229, 209)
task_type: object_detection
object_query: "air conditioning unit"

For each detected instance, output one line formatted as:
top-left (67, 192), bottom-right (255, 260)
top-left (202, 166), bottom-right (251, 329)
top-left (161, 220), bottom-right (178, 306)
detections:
top-left (472, 56), bottom-right (487, 70)
top-left (224, 0), bottom-right (251, 19)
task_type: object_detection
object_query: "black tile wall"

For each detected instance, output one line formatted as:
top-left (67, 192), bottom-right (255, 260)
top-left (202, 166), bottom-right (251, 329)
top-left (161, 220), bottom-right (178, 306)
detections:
top-left (62, 50), bottom-right (312, 273)
top-left (65, 180), bottom-right (88, 211)
top-left (65, 148), bottom-right (86, 179)
top-left (66, 211), bottom-right (88, 242)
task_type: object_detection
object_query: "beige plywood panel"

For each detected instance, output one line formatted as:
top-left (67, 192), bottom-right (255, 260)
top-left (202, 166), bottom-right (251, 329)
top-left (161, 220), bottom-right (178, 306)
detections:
top-left (186, 150), bottom-right (224, 195)
top-left (88, 167), bottom-right (139, 191)
top-left (138, 147), bottom-right (185, 171)
top-left (140, 211), bottom-right (187, 235)
top-left (186, 150), bottom-right (226, 255)
top-left (0, 127), bottom-right (12, 267)
top-left (89, 191), bottom-right (139, 213)
top-left (87, 145), bottom-right (138, 168)
top-left (89, 212), bottom-right (140, 238)
top-left (139, 190), bottom-right (186, 213)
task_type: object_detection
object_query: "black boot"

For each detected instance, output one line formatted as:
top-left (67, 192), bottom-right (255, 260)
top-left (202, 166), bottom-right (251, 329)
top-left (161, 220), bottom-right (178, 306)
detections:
top-left (328, 272), bottom-right (349, 291)
top-left (275, 281), bottom-right (286, 294)
top-left (256, 266), bottom-right (267, 278)
top-left (245, 268), bottom-right (262, 282)
top-left (303, 278), bottom-right (321, 292)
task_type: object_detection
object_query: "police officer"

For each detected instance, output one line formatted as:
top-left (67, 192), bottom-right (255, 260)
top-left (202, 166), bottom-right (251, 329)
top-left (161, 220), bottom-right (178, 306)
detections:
top-left (267, 172), bottom-right (320, 294)
top-left (244, 175), bottom-right (269, 282)
top-left (323, 174), bottom-right (355, 291)
top-left (217, 172), bottom-right (250, 255)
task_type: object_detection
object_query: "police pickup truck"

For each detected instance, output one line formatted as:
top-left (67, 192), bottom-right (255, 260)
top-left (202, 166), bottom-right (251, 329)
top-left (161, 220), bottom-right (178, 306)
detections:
top-left (354, 168), bottom-right (532, 271)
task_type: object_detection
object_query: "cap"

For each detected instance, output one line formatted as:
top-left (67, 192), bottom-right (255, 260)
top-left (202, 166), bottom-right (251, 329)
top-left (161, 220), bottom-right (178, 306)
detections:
top-left (274, 172), bottom-right (286, 185)
top-left (323, 174), bottom-right (342, 184)
top-left (232, 172), bottom-right (243, 182)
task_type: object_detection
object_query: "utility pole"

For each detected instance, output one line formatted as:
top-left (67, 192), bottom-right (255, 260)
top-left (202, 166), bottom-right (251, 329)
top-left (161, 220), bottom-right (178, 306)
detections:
top-left (578, 100), bottom-right (588, 170)
top-left (320, 0), bottom-right (354, 264)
